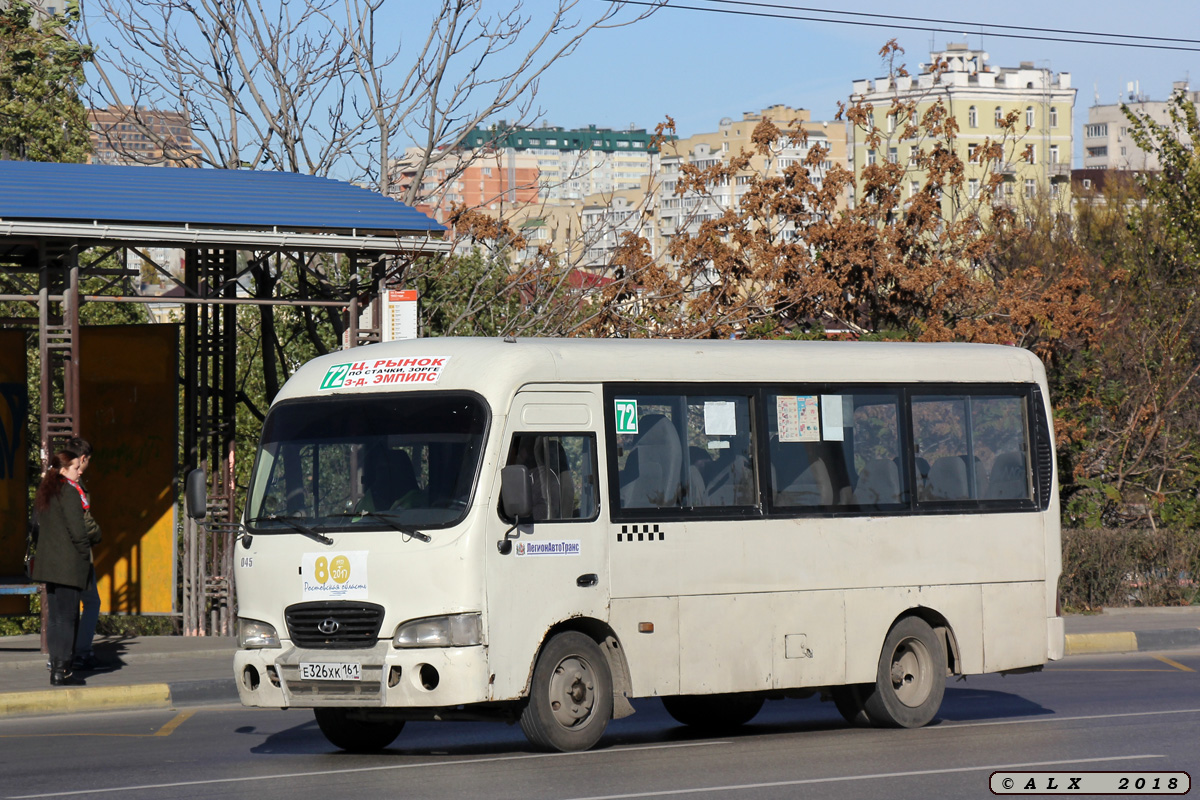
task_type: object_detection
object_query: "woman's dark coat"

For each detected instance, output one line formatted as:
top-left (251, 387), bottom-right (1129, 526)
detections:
top-left (31, 483), bottom-right (94, 589)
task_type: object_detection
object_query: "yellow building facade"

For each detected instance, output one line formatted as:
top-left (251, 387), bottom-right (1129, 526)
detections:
top-left (849, 45), bottom-right (1075, 214)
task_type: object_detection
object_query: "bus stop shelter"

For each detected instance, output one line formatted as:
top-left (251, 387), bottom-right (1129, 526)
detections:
top-left (0, 160), bottom-right (447, 635)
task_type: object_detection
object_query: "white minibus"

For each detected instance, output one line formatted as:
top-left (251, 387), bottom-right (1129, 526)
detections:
top-left (188, 337), bottom-right (1063, 752)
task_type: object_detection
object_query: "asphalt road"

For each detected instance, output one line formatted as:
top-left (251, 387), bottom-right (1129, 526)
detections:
top-left (2, 649), bottom-right (1197, 800)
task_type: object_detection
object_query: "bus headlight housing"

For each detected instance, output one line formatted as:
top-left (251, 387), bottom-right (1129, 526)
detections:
top-left (393, 613), bottom-right (482, 648)
top-left (238, 618), bottom-right (281, 649)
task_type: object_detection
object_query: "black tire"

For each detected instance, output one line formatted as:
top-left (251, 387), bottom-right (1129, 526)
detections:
top-left (829, 684), bottom-right (872, 726)
top-left (313, 707), bottom-right (404, 752)
top-left (661, 693), bottom-right (764, 732)
top-left (519, 631), bottom-right (613, 752)
top-left (861, 616), bottom-right (946, 728)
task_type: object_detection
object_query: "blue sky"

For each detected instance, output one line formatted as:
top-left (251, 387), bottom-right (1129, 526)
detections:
top-left (532, 0), bottom-right (1200, 165)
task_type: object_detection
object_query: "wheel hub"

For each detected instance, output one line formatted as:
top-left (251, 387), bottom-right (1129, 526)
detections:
top-left (547, 655), bottom-right (596, 728)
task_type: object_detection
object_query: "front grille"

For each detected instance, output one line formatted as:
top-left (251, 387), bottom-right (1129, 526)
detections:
top-left (285, 601), bottom-right (384, 649)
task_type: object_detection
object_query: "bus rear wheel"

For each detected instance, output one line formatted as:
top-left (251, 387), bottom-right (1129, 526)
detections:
top-left (661, 694), bottom-right (764, 732)
top-left (519, 632), bottom-right (613, 752)
top-left (313, 708), bottom-right (405, 752)
top-left (862, 616), bottom-right (946, 728)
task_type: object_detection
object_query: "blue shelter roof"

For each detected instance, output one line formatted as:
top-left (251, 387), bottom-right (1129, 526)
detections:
top-left (0, 160), bottom-right (443, 236)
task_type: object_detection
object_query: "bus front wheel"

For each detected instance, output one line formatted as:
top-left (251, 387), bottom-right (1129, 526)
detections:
top-left (519, 631), bottom-right (613, 752)
top-left (862, 616), bottom-right (946, 728)
top-left (313, 708), bottom-right (404, 752)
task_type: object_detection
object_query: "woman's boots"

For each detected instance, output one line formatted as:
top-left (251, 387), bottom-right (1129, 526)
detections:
top-left (50, 658), bottom-right (85, 687)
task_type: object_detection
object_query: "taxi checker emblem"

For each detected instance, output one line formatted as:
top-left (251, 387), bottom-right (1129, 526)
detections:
top-left (317, 617), bottom-right (340, 635)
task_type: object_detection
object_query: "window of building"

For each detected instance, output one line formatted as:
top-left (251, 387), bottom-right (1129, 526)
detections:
top-left (1050, 107), bottom-right (1058, 127)
top-left (968, 178), bottom-right (980, 199)
top-left (967, 143), bottom-right (978, 161)
top-left (1025, 106), bottom-right (1035, 128)
top-left (887, 147), bottom-right (898, 164)
top-left (1050, 182), bottom-right (1060, 198)
top-left (910, 181), bottom-right (920, 197)
top-left (1029, 145), bottom-right (1037, 165)
top-left (1085, 123), bottom-right (1108, 138)
top-left (867, 150), bottom-right (876, 166)
top-left (1049, 145), bottom-right (1059, 164)
top-left (1024, 179), bottom-right (1036, 198)
top-left (994, 106), bottom-right (1003, 127)
top-left (886, 113), bottom-right (896, 133)
top-left (1086, 146), bottom-right (1108, 158)
top-left (968, 106), bottom-right (978, 128)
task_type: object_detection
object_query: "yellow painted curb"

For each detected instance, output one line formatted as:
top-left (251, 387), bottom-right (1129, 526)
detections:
top-left (0, 683), bottom-right (172, 717)
top-left (1064, 631), bottom-right (1138, 655)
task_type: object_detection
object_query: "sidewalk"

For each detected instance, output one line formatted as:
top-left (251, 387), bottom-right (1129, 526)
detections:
top-left (1, 607), bottom-right (1198, 719)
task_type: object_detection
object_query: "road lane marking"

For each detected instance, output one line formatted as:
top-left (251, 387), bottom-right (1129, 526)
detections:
top-left (5, 740), bottom-right (731, 798)
top-left (0, 711), bottom-right (196, 739)
top-left (933, 707), bottom-right (1200, 730)
top-left (557, 755), bottom-right (1166, 800)
top-left (1153, 655), bottom-right (1195, 672)
top-left (152, 711), bottom-right (194, 736)
top-left (1051, 669), bottom-right (1178, 672)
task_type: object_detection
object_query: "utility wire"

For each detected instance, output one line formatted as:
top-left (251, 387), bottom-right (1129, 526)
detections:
top-left (701, 0), bottom-right (1200, 46)
top-left (613, 0), bottom-right (1200, 53)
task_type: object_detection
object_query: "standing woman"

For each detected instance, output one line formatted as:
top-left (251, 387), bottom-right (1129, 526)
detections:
top-left (32, 448), bottom-right (97, 686)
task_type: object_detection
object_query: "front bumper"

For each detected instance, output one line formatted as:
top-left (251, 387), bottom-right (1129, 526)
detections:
top-left (233, 642), bottom-right (491, 708)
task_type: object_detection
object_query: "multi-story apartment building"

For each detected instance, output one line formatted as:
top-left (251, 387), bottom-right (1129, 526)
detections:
top-left (392, 147), bottom-right (541, 224)
top-left (88, 105), bottom-right (202, 167)
top-left (462, 123), bottom-right (663, 202)
top-left (503, 106), bottom-right (848, 274)
top-left (1083, 81), bottom-right (1199, 171)
top-left (654, 105), bottom-right (847, 249)
top-left (850, 44), bottom-right (1075, 209)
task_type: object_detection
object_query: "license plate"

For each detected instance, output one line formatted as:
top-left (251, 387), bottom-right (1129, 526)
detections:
top-left (299, 662), bottom-right (362, 681)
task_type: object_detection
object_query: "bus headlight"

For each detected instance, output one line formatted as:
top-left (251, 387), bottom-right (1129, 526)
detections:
top-left (238, 618), bottom-right (281, 649)
top-left (393, 613), bottom-right (482, 648)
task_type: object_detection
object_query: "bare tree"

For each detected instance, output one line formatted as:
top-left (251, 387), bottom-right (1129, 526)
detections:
top-left (82, 0), bottom-right (657, 191)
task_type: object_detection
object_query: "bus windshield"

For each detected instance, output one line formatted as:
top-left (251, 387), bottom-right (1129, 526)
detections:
top-left (245, 393), bottom-right (489, 533)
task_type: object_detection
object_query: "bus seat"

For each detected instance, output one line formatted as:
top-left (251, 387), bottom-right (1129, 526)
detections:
top-left (778, 458), bottom-right (834, 506)
top-left (854, 458), bottom-right (901, 507)
top-left (537, 438), bottom-right (576, 518)
top-left (927, 456), bottom-right (969, 501)
top-left (985, 451), bottom-right (1028, 499)
top-left (620, 414), bottom-right (682, 508)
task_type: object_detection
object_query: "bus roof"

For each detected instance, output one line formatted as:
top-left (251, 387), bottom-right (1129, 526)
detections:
top-left (275, 338), bottom-right (1048, 409)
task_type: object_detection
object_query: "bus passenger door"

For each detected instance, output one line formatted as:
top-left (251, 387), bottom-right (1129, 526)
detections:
top-left (484, 390), bottom-right (609, 702)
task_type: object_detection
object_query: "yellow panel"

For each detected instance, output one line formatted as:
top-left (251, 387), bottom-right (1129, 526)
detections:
top-left (80, 325), bottom-right (178, 614)
top-left (0, 330), bottom-right (30, 615)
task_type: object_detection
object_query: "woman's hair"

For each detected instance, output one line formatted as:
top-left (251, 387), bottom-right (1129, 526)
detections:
top-left (34, 448), bottom-right (80, 512)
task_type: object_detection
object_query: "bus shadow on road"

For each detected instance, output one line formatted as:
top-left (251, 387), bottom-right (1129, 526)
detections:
top-left (936, 685), bottom-right (1054, 722)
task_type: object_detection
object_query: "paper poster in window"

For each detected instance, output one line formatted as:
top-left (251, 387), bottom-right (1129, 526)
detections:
top-left (821, 394), bottom-right (845, 441)
top-left (703, 400), bottom-right (737, 436)
top-left (777, 395), bottom-right (820, 442)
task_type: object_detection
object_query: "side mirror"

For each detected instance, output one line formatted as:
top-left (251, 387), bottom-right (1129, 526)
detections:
top-left (500, 465), bottom-right (533, 521)
top-left (185, 468), bottom-right (208, 521)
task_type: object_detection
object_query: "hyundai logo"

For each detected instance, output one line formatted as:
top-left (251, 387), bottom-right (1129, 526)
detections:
top-left (317, 617), bottom-right (340, 635)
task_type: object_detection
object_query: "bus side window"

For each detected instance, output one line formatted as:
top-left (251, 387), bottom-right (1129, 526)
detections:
top-left (503, 433), bottom-right (599, 522)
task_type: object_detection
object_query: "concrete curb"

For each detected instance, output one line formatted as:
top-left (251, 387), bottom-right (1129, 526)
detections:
top-left (0, 678), bottom-right (238, 718)
top-left (1064, 627), bottom-right (1200, 656)
top-left (0, 683), bottom-right (171, 717)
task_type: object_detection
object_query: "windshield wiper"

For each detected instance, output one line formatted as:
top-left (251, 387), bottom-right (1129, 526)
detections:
top-left (332, 511), bottom-right (431, 542)
top-left (245, 514), bottom-right (333, 545)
